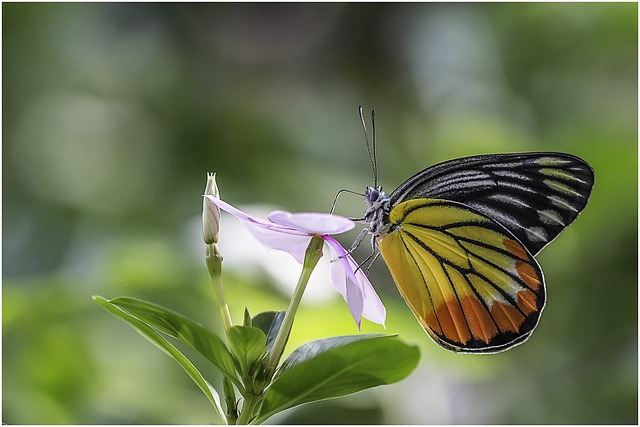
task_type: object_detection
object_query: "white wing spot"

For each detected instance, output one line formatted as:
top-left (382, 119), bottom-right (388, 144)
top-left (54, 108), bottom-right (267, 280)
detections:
top-left (469, 203), bottom-right (527, 233)
top-left (544, 179), bottom-right (582, 197)
top-left (548, 195), bottom-right (579, 213)
top-left (526, 226), bottom-right (547, 243)
top-left (487, 193), bottom-right (530, 209)
top-left (538, 209), bottom-right (565, 226)
top-left (493, 170), bottom-right (532, 181)
top-left (539, 168), bottom-right (587, 184)
top-left (497, 180), bottom-right (537, 194)
top-left (535, 157), bottom-right (572, 167)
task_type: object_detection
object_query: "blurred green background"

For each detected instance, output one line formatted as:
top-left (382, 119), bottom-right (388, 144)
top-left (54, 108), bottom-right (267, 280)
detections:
top-left (3, 3), bottom-right (637, 424)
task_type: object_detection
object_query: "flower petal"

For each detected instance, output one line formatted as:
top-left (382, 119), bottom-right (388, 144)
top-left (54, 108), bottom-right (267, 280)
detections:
top-left (324, 236), bottom-right (386, 327)
top-left (244, 222), bottom-right (312, 264)
top-left (350, 257), bottom-right (386, 326)
top-left (205, 195), bottom-right (311, 263)
top-left (268, 210), bottom-right (354, 235)
top-left (205, 195), bottom-right (301, 233)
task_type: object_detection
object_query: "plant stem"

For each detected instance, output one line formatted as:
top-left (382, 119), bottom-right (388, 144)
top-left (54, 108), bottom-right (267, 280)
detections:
top-left (265, 235), bottom-right (324, 375)
top-left (206, 243), bottom-right (233, 333)
top-left (223, 376), bottom-right (238, 424)
top-left (237, 393), bottom-right (260, 425)
top-left (206, 244), bottom-right (237, 424)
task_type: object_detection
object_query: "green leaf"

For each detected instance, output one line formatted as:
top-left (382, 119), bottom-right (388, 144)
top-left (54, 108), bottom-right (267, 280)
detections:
top-left (251, 311), bottom-right (285, 352)
top-left (243, 307), bottom-right (252, 327)
top-left (228, 326), bottom-right (267, 377)
top-left (106, 296), bottom-right (241, 389)
top-left (256, 334), bottom-right (420, 424)
top-left (93, 296), bottom-right (227, 425)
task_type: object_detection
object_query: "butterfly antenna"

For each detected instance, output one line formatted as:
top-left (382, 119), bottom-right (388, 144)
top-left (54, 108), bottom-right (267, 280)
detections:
top-left (359, 106), bottom-right (378, 188)
top-left (371, 109), bottom-right (378, 188)
top-left (330, 188), bottom-right (364, 214)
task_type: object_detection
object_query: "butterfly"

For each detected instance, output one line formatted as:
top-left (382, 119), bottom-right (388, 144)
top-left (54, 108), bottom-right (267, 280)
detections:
top-left (351, 108), bottom-right (595, 353)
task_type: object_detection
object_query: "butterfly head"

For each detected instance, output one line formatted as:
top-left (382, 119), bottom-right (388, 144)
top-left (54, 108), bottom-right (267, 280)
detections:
top-left (364, 186), bottom-right (392, 237)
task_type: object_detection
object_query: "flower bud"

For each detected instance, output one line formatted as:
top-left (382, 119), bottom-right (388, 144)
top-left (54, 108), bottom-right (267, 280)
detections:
top-left (202, 172), bottom-right (221, 244)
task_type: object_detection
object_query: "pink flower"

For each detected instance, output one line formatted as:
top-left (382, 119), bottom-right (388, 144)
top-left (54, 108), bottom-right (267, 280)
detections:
top-left (204, 195), bottom-right (386, 328)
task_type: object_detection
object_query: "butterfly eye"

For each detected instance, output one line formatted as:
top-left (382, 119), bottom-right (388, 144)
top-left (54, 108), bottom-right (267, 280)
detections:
top-left (366, 187), bottom-right (380, 203)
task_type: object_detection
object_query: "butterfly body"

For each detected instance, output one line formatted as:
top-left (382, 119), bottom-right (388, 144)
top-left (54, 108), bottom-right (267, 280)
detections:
top-left (362, 152), bottom-right (594, 353)
top-left (362, 186), bottom-right (392, 237)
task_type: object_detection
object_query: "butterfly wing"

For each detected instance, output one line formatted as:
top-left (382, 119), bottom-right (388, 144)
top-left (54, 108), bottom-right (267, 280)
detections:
top-left (378, 198), bottom-right (545, 353)
top-left (389, 153), bottom-right (594, 255)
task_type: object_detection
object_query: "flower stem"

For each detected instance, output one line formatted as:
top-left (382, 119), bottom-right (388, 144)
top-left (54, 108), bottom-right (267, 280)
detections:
top-left (206, 243), bottom-right (233, 333)
top-left (265, 235), bottom-right (324, 375)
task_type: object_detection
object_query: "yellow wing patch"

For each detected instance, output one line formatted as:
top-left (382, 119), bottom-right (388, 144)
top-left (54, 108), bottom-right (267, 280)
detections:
top-left (378, 198), bottom-right (545, 353)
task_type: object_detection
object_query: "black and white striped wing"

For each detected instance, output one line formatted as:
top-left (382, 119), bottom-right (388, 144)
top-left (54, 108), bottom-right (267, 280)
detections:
top-left (388, 153), bottom-right (595, 255)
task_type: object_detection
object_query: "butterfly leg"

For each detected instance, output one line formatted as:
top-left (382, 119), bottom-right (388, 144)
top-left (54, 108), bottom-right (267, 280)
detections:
top-left (360, 250), bottom-right (381, 276)
top-left (350, 234), bottom-right (382, 275)
top-left (347, 227), bottom-right (370, 254)
top-left (334, 227), bottom-right (370, 262)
